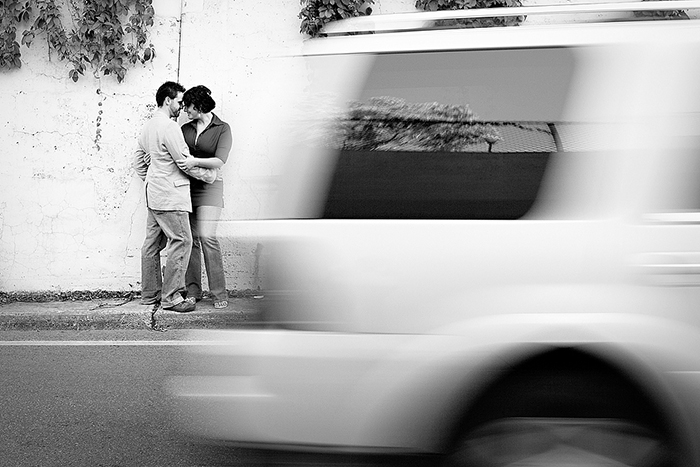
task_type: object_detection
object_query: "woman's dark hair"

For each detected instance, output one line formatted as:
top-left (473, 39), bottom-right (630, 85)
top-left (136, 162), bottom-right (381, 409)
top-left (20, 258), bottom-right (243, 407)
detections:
top-left (182, 85), bottom-right (216, 113)
top-left (155, 81), bottom-right (185, 107)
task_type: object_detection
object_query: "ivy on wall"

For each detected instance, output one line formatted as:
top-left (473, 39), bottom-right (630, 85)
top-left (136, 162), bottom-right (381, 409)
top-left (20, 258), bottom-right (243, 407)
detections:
top-left (636, 0), bottom-right (688, 18)
top-left (415, 0), bottom-right (524, 28)
top-left (0, 0), bottom-right (155, 82)
top-left (299, 0), bottom-right (374, 37)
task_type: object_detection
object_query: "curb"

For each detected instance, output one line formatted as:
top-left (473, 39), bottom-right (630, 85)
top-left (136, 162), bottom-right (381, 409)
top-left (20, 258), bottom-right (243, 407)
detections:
top-left (0, 297), bottom-right (263, 331)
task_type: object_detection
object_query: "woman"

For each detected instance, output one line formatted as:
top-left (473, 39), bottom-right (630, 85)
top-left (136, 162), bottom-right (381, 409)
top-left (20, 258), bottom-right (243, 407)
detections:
top-left (179, 85), bottom-right (232, 309)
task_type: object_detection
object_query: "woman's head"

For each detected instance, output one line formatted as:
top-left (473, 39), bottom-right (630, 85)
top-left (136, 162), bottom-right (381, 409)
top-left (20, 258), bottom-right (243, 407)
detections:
top-left (183, 85), bottom-right (216, 115)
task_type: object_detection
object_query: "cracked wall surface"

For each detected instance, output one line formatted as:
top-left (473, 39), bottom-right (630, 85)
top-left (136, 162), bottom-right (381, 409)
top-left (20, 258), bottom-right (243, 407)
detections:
top-left (0, 0), bottom-right (415, 293)
top-left (0, 0), bottom-right (183, 292)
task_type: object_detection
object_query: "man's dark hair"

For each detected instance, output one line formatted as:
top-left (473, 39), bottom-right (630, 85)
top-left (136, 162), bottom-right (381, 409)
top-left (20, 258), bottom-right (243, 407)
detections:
top-left (156, 81), bottom-right (186, 107)
top-left (183, 85), bottom-right (216, 113)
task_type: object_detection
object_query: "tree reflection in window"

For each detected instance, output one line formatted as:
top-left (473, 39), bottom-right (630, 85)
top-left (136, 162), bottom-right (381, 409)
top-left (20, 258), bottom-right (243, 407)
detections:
top-left (332, 96), bottom-right (502, 152)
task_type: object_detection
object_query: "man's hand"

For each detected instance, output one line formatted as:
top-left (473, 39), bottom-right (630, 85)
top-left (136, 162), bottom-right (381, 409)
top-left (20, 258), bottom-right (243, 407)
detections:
top-left (176, 156), bottom-right (199, 171)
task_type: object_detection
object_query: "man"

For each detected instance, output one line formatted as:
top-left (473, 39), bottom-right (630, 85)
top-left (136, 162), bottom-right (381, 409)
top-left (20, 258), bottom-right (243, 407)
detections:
top-left (133, 81), bottom-right (216, 313)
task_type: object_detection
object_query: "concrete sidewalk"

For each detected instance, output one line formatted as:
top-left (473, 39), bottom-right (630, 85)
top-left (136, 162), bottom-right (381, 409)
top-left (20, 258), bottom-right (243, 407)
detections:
top-left (0, 296), bottom-right (264, 331)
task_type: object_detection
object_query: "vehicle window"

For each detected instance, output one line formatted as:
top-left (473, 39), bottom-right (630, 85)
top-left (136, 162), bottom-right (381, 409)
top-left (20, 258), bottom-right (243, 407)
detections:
top-left (321, 48), bottom-right (586, 220)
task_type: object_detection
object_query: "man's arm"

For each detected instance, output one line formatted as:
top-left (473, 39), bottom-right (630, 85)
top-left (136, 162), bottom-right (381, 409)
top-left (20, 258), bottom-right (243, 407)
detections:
top-left (163, 123), bottom-right (216, 183)
top-left (133, 141), bottom-right (149, 181)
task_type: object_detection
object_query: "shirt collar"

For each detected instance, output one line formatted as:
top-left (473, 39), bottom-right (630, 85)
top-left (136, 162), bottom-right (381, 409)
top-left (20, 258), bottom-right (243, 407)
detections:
top-left (209, 113), bottom-right (223, 127)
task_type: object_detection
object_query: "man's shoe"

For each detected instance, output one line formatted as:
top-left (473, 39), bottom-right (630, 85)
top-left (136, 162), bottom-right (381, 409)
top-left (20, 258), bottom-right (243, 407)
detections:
top-left (165, 300), bottom-right (196, 313)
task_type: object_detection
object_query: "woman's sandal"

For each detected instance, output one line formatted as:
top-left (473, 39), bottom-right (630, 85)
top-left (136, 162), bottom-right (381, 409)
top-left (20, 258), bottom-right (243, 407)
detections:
top-left (214, 300), bottom-right (228, 309)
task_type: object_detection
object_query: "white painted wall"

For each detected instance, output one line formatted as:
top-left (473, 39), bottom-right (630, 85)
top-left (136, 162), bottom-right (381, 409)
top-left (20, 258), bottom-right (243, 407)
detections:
top-left (1, 0), bottom-right (183, 292)
top-left (0, 0), bottom-right (416, 293)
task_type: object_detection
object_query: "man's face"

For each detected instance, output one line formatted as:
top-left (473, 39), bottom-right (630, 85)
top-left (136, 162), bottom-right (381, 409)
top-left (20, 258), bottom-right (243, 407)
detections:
top-left (168, 92), bottom-right (184, 118)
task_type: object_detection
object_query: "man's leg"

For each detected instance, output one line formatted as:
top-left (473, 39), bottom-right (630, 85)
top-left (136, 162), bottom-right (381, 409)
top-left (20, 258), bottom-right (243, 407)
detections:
top-left (140, 209), bottom-right (166, 305)
top-left (152, 210), bottom-right (193, 309)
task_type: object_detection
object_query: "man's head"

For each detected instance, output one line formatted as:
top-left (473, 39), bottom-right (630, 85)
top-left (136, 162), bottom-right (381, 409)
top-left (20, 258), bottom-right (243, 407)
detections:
top-left (155, 81), bottom-right (186, 118)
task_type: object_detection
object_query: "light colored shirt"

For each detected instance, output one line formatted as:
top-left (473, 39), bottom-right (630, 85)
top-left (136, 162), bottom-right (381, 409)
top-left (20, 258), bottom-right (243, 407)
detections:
top-left (133, 112), bottom-right (215, 211)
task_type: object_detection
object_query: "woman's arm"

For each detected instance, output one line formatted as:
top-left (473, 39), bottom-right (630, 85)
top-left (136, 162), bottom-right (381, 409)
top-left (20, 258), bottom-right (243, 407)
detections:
top-left (192, 156), bottom-right (224, 169)
top-left (214, 123), bottom-right (233, 163)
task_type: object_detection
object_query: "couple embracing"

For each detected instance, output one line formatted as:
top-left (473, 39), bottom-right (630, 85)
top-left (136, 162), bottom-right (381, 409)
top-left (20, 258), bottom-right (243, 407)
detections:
top-left (133, 81), bottom-right (231, 313)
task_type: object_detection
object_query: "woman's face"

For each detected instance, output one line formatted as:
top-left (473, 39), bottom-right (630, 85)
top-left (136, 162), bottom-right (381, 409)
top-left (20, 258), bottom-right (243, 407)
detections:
top-left (185, 104), bottom-right (202, 121)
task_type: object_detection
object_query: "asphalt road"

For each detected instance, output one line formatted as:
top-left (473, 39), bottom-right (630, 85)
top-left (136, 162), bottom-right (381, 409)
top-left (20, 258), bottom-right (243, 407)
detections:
top-left (0, 330), bottom-right (432, 467)
top-left (0, 330), bottom-right (251, 467)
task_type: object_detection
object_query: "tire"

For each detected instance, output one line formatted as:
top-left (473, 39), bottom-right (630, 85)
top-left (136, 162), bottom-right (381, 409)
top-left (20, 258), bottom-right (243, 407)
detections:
top-left (446, 417), bottom-right (672, 467)
top-left (443, 348), bottom-right (678, 467)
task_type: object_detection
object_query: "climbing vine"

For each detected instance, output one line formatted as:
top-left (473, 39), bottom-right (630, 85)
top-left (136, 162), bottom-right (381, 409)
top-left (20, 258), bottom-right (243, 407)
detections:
top-left (635, 0), bottom-right (688, 19)
top-left (415, 0), bottom-right (524, 28)
top-left (299, 0), bottom-right (374, 38)
top-left (0, 0), bottom-right (155, 82)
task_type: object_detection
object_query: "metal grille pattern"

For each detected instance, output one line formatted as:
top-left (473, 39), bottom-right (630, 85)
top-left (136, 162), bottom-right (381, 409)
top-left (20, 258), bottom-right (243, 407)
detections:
top-left (465, 121), bottom-right (607, 153)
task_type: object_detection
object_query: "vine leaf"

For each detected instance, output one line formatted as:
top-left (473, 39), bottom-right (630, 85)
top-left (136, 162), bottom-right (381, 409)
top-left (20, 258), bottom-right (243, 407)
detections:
top-left (299, 0), bottom-right (374, 37)
top-left (415, 0), bottom-right (525, 28)
top-left (0, 0), bottom-right (156, 83)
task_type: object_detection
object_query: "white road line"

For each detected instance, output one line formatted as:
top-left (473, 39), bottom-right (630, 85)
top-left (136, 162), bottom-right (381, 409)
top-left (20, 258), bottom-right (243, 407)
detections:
top-left (0, 340), bottom-right (226, 346)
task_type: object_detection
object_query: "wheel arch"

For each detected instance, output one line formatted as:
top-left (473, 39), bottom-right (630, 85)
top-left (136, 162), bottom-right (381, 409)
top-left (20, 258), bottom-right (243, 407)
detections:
top-left (438, 343), bottom-right (698, 466)
top-left (353, 332), bottom-right (699, 464)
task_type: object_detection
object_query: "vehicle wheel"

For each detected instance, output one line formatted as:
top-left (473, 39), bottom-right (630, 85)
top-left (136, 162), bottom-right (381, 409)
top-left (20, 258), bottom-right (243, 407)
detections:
top-left (445, 417), bottom-right (672, 467)
top-left (443, 349), bottom-right (679, 467)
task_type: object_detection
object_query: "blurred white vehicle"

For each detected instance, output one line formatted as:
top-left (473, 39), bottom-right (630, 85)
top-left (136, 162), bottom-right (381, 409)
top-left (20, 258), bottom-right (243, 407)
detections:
top-left (171, 3), bottom-right (700, 465)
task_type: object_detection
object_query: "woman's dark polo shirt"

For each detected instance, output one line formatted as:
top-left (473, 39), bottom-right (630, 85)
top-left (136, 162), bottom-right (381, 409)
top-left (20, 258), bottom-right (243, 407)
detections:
top-left (181, 113), bottom-right (232, 208)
